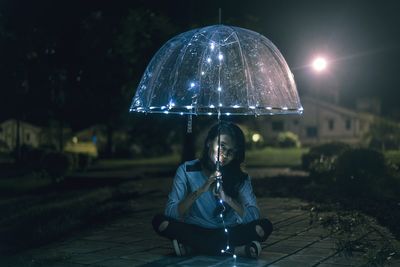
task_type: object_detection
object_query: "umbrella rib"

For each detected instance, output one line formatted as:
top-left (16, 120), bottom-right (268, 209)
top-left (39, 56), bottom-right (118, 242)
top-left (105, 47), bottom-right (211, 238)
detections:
top-left (229, 27), bottom-right (254, 112)
top-left (264, 36), bottom-right (295, 109)
top-left (146, 44), bottom-right (172, 109)
top-left (219, 40), bottom-right (240, 47)
top-left (170, 28), bottom-right (204, 111)
top-left (222, 32), bottom-right (235, 43)
top-left (198, 29), bottom-right (219, 113)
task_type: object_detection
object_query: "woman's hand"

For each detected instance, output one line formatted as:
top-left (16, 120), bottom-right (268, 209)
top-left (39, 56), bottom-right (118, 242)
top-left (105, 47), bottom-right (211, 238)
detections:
top-left (217, 188), bottom-right (230, 203)
top-left (215, 186), bottom-right (244, 217)
top-left (199, 170), bottom-right (220, 193)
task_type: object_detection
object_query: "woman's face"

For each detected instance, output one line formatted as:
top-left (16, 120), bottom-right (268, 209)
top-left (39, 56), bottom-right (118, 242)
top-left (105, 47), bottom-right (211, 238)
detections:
top-left (209, 134), bottom-right (236, 166)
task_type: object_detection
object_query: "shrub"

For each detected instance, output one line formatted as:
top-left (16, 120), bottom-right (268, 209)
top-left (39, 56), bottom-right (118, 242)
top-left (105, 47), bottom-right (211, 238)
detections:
top-left (276, 131), bottom-right (301, 148)
top-left (41, 151), bottom-right (70, 182)
top-left (334, 148), bottom-right (388, 197)
top-left (0, 140), bottom-right (10, 153)
top-left (20, 146), bottom-right (47, 171)
top-left (78, 153), bottom-right (92, 170)
top-left (302, 142), bottom-right (350, 182)
top-left (366, 118), bottom-right (400, 151)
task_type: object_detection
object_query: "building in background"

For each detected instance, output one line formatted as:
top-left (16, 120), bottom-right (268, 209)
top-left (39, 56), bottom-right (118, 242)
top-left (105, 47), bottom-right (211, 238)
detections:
top-left (0, 119), bottom-right (98, 158)
top-left (258, 96), bottom-right (376, 146)
top-left (0, 119), bottom-right (41, 152)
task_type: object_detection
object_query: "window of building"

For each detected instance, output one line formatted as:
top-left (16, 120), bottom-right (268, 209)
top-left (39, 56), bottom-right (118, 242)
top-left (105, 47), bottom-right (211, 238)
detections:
top-left (360, 121), bottom-right (368, 131)
top-left (293, 119), bottom-right (299, 126)
top-left (306, 127), bottom-right (318, 137)
top-left (328, 119), bottom-right (335, 130)
top-left (345, 119), bottom-right (352, 130)
top-left (272, 121), bottom-right (284, 131)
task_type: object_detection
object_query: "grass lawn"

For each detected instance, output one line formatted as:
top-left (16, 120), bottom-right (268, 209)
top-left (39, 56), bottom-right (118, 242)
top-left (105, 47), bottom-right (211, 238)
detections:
top-left (93, 154), bottom-right (181, 170)
top-left (0, 172), bottom-right (53, 196)
top-left (96, 147), bottom-right (309, 170)
top-left (1, 148), bottom-right (389, 174)
top-left (0, 146), bottom-right (397, 255)
top-left (246, 147), bottom-right (309, 167)
top-left (385, 150), bottom-right (400, 165)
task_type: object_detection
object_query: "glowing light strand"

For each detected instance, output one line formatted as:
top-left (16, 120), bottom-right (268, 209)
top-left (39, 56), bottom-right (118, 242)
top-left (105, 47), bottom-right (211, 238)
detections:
top-left (215, 44), bottom-right (236, 259)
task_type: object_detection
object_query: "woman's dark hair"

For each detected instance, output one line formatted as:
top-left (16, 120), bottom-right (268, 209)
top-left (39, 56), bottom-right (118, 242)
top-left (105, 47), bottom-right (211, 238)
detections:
top-left (200, 121), bottom-right (248, 199)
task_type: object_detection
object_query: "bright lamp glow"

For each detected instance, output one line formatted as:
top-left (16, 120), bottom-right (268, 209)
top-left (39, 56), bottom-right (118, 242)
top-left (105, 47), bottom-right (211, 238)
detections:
top-left (252, 133), bottom-right (261, 142)
top-left (312, 57), bottom-right (327, 71)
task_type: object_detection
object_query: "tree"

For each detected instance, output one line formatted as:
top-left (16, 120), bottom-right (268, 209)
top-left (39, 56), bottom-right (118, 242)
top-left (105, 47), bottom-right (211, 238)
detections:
top-left (366, 118), bottom-right (400, 151)
top-left (113, 8), bottom-right (181, 157)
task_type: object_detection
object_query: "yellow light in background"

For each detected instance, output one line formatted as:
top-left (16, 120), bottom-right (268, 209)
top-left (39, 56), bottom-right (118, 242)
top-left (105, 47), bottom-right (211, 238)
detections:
top-left (72, 136), bottom-right (78, 144)
top-left (252, 133), bottom-right (261, 142)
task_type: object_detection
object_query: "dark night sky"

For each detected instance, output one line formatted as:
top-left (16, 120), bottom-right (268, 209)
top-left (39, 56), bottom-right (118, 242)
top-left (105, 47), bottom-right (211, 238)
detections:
top-left (138, 0), bottom-right (400, 115)
top-left (1, 0), bottom-right (400, 124)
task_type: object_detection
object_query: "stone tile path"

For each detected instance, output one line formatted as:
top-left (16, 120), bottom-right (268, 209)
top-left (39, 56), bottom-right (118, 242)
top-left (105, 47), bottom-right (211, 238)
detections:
top-left (1, 170), bottom-right (399, 266)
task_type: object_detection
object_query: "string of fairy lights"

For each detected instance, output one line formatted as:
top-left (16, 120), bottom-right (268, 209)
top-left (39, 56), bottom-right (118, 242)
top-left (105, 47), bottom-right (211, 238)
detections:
top-left (215, 115), bottom-right (236, 259)
top-left (214, 40), bottom-right (237, 259)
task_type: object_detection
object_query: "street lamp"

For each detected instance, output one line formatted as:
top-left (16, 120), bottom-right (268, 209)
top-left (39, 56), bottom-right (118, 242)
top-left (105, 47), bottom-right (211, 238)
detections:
top-left (312, 57), bottom-right (327, 72)
top-left (311, 56), bottom-right (328, 144)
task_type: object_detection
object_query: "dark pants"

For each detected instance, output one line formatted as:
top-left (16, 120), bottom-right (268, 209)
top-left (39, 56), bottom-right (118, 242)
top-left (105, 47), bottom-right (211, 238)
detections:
top-left (152, 214), bottom-right (273, 255)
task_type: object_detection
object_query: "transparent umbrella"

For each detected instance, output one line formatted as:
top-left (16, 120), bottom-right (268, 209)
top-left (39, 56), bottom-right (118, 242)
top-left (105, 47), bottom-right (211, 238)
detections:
top-left (130, 24), bottom-right (303, 116)
top-left (129, 24), bottom-right (302, 258)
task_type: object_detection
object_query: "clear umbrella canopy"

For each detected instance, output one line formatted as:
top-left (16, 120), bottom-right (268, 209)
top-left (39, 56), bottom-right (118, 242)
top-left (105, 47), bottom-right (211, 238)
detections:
top-left (130, 25), bottom-right (303, 116)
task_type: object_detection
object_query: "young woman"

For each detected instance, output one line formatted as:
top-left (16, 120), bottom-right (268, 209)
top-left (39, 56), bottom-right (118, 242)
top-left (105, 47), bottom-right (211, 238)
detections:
top-left (152, 122), bottom-right (273, 258)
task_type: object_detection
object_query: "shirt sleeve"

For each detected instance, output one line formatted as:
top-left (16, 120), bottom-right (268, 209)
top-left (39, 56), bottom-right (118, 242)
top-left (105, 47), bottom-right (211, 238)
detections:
top-left (238, 177), bottom-right (260, 223)
top-left (164, 164), bottom-right (188, 220)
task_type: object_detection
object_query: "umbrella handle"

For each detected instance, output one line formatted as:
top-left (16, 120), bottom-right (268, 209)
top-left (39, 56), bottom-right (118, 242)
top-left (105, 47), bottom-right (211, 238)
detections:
top-left (213, 173), bottom-right (223, 194)
top-left (187, 114), bottom-right (192, 133)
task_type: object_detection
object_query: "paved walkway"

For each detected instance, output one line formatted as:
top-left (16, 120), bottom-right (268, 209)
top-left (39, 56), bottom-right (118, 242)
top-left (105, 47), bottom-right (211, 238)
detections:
top-left (2, 168), bottom-right (399, 267)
